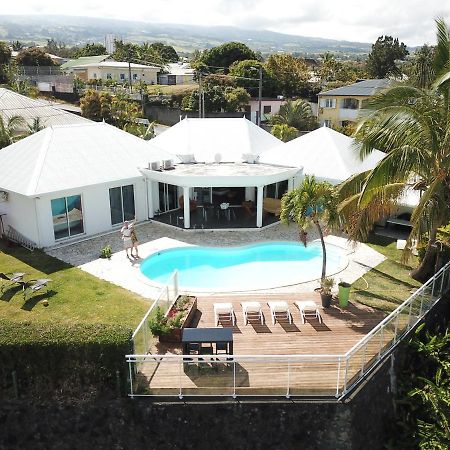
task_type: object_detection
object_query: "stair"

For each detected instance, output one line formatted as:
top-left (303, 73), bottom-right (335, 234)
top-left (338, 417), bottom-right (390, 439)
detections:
top-left (5, 225), bottom-right (37, 251)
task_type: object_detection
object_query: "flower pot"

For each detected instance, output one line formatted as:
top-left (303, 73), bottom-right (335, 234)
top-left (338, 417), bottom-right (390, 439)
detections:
top-left (320, 293), bottom-right (332, 308)
top-left (338, 283), bottom-right (351, 308)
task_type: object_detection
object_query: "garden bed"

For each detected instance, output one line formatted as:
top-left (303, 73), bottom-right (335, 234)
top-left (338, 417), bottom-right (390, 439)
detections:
top-left (159, 295), bottom-right (197, 343)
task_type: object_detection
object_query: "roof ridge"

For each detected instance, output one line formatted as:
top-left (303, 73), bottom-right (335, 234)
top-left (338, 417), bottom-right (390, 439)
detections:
top-left (26, 128), bottom-right (54, 196)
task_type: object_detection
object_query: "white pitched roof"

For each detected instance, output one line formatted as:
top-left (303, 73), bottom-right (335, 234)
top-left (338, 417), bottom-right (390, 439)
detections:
top-left (150, 117), bottom-right (282, 163)
top-left (259, 126), bottom-right (385, 184)
top-left (0, 122), bottom-right (174, 196)
top-left (72, 61), bottom-right (160, 70)
top-left (0, 88), bottom-right (90, 130)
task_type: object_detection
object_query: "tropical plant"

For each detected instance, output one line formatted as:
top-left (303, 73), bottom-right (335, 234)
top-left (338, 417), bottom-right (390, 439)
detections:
top-left (366, 35), bottom-right (409, 78)
top-left (405, 44), bottom-right (436, 89)
top-left (338, 18), bottom-right (450, 282)
top-left (99, 245), bottom-right (112, 259)
top-left (280, 175), bottom-right (340, 281)
top-left (271, 124), bottom-right (298, 142)
top-left (80, 90), bottom-right (112, 122)
top-left (0, 115), bottom-right (26, 149)
top-left (16, 47), bottom-right (54, 66)
top-left (270, 99), bottom-right (317, 132)
top-left (28, 117), bottom-right (44, 134)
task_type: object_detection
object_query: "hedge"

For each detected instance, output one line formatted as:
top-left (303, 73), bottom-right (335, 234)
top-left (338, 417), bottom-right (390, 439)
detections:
top-left (0, 320), bottom-right (133, 400)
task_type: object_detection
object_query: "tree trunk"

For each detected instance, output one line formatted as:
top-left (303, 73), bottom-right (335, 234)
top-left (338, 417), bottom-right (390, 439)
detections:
top-left (315, 221), bottom-right (327, 281)
top-left (410, 226), bottom-right (438, 282)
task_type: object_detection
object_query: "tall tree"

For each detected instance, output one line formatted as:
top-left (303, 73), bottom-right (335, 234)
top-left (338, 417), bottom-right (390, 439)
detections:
top-left (0, 115), bottom-right (26, 149)
top-left (265, 53), bottom-right (310, 97)
top-left (338, 19), bottom-right (450, 282)
top-left (281, 175), bottom-right (340, 281)
top-left (112, 40), bottom-right (138, 62)
top-left (0, 41), bottom-right (12, 82)
top-left (366, 35), bottom-right (409, 78)
top-left (269, 99), bottom-right (317, 132)
top-left (148, 42), bottom-right (179, 63)
top-left (80, 90), bottom-right (112, 122)
top-left (74, 43), bottom-right (107, 58)
top-left (16, 48), bottom-right (54, 66)
top-left (405, 44), bottom-right (436, 89)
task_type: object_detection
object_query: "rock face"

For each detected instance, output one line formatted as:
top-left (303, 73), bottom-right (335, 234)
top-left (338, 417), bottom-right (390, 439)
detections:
top-left (0, 358), bottom-right (394, 450)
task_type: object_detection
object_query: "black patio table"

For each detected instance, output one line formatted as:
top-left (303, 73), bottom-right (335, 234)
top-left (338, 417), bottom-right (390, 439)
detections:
top-left (182, 327), bottom-right (233, 355)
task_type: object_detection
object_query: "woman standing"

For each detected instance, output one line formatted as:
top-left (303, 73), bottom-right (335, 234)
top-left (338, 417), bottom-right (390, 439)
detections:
top-left (120, 220), bottom-right (137, 258)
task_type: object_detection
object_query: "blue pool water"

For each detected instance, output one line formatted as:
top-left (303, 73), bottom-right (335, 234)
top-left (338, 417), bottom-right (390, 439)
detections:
top-left (140, 241), bottom-right (348, 291)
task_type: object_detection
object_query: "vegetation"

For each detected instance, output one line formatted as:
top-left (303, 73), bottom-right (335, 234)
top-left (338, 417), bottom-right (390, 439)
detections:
top-left (99, 245), bottom-right (112, 259)
top-left (269, 99), bottom-right (317, 132)
top-left (80, 90), bottom-right (113, 122)
top-left (366, 35), bottom-right (409, 78)
top-left (316, 52), bottom-right (367, 85)
top-left (0, 241), bottom-right (148, 326)
top-left (0, 115), bottom-right (26, 150)
top-left (271, 124), bottom-right (298, 142)
top-left (338, 18), bottom-right (450, 282)
top-left (112, 40), bottom-right (178, 66)
top-left (0, 41), bottom-right (12, 82)
top-left (281, 175), bottom-right (340, 281)
top-left (74, 42), bottom-right (107, 57)
top-left (16, 47), bottom-right (54, 66)
top-left (404, 44), bottom-right (436, 89)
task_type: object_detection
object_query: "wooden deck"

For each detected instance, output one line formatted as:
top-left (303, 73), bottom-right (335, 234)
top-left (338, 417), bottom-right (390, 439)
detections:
top-left (137, 293), bottom-right (392, 397)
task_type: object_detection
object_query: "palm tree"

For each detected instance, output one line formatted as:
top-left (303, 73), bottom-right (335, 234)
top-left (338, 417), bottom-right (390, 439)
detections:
top-left (280, 175), bottom-right (340, 281)
top-left (270, 99), bottom-right (317, 132)
top-left (0, 115), bottom-right (26, 149)
top-left (338, 18), bottom-right (450, 282)
top-left (28, 117), bottom-right (44, 134)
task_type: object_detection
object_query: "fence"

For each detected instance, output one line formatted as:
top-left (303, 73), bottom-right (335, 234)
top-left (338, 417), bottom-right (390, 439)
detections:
top-left (131, 271), bottom-right (178, 356)
top-left (126, 262), bottom-right (450, 399)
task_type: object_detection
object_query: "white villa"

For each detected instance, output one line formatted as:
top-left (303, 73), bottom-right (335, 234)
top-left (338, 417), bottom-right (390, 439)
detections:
top-left (0, 118), bottom-right (389, 249)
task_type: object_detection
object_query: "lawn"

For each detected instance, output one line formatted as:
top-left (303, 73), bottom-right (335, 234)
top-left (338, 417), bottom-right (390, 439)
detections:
top-left (351, 234), bottom-right (422, 313)
top-left (146, 84), bottom-right (197, 96)
top-left (0, 241), bottom-right (149, 328)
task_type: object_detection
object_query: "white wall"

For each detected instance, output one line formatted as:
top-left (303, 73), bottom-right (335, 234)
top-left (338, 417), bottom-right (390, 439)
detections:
top-left (87, 66), bottom-right (158, 84)
top-left (0, 192), bottom-right (39, 245)
top-left (34, 177), bottom-right (148, 248)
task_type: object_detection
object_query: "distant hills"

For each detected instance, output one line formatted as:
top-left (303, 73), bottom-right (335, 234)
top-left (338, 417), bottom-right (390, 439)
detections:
top-left (0, 15), bottom-right (373, 56)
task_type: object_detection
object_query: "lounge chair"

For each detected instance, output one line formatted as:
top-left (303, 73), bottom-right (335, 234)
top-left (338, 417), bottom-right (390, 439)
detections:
top-left (241, 301), bottom-right (264, 325)
top-left (267, 301), bottom-right (292, 325)
top-left (23, 278), bottom-right (52, 300)
top-left (0, 272), bottom-right (26, 293)
top-left (214, 302), bottom-right (236, 326)
top-left (294, 300), bottom-right (322, 324)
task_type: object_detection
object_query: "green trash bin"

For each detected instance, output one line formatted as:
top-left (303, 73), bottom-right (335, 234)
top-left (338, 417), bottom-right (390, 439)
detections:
top-left (338, 282), bottom-right (351, 307)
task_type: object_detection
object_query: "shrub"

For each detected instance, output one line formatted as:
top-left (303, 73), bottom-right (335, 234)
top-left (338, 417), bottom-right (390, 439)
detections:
top-left (99, 245), bottom-right (112, 259)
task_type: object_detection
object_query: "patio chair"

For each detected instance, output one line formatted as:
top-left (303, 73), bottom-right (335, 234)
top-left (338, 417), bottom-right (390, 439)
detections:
top-left (241, 301), bottom-right (264, 325)
top-left (214, 302), bottom-right (236, 326)
top-left (294, 300), bottom-right (322, 324)
top-left (267, 301), bottom-right (292, 325)
top-left (23, 278), bottom-right (52, 300)
top-left (0, 272), bottom-right (26, 293)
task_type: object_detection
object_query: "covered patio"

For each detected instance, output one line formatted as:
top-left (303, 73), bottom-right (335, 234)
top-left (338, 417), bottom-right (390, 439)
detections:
top-left (142, 162), bottom-right (300, 229)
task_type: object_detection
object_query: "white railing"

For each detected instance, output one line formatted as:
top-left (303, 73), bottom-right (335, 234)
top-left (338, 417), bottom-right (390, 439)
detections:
top-left (131, 271), bottom-right (178, 356)
top-left (126, 262), bottom-right (450, 399)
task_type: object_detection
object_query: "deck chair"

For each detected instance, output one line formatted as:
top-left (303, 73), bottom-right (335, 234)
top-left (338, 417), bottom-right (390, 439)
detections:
top-left (214, 302), bottom-right (236, 326)
top-left (241, 301), bottom-right (264, 325)
top-left (294, 300), bottom-right (322, 324)
top-left (267, 301), bottom-right (292, 325)
top-left (0, 272), bottom-right (26, 293)
top-left (23, 278), bottom-right (52, 300)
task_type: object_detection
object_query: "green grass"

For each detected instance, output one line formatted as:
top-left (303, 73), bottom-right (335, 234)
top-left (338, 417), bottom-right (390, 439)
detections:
top-left (0, 241), bottom-right (149, 327)
top-left (146, 84), bottom-right (197, 95)
top-left (350, 234), bottom-right (422, 313)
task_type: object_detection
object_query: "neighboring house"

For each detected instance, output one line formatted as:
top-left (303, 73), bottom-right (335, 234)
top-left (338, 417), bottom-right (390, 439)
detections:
top-left (247, 98), bottom-right (286, 124)
top-left (0, 122), bottom-right (173, 248)
top-left (317, 79), bottom-right (391, 128)
top-left (158, 63), bottom-right (196, 85)
top-left (71, 61), bottom-right (160, 84)
top-left (60, 55), bottom-right (111, 73)
top-left (0, 88), bottom-right (90, 132)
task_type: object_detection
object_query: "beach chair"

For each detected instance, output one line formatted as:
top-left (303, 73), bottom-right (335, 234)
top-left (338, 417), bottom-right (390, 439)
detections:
top-left (214, 302), bottom-right (236, 326)
top-left (23, 278), bottom-right (52, 300)
top-left (294, 300), bottom-right (322, 324)
top-left (267, 301), bottom-right (292, 325)
top-left (241, 301), bottom-right (264, 325)
top-left (0, 272), bottom-right (26, 293)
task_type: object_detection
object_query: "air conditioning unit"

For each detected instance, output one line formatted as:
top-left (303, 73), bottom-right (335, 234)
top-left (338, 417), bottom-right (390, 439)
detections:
top-left (0, 191), bottom-right (8, 202)
top-left (162, 159), bottom-right (174, 170)
top-left (148, 161), bottom-right (161, 171)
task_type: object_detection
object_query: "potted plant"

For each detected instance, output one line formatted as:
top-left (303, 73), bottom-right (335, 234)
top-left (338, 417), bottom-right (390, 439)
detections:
top-left (338, 281), bottom-right (351, 308)
top-left (148, 306), bottom-right (171, 337)
top-left (319, 277), bottom-right (335, 308)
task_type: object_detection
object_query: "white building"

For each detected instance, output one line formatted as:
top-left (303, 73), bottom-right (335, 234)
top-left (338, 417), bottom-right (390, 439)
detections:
top-left (158, 63), bottom-right (195, 85)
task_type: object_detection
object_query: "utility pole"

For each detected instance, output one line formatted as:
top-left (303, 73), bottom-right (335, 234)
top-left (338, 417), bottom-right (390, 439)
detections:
top-left (128, 60), bottom-right (132, 93)
top-left (257, 65), bottom-right (262, 127)
top-left (198, 72), bottom-right (202, 118)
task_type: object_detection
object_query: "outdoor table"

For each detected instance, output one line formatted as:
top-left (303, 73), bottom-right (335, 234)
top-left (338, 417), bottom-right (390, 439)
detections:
top-left (182, 327), bottom-right (233, 356)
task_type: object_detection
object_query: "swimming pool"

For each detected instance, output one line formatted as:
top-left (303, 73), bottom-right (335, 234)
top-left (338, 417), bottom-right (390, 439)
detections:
top-left (140, 241), bottom-right (348, 291)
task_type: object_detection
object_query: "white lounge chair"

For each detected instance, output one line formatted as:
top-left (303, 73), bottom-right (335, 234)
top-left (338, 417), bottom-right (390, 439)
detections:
top-left (214, 302), bottom-right (236, 326)
top-left (295, 300), bottom-right (322, 324)
top-left (241, 301), bottom-right (264, 325)
top-left (267, 301), bottom-right (292, 325)
top-left (24, 278), bottom-right (52, 300)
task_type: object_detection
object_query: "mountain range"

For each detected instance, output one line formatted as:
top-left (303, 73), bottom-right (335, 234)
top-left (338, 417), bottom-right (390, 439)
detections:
top-left (0, 15), bottom-right (373, 56)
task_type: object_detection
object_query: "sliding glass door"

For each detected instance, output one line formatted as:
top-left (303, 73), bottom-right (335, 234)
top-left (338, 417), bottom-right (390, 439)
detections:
top-left (109, 185), bottom-right (135, 225)
top-left (158, 183), bottom-right (178, 212)
top-left (51, 195), bottom-right (84, 240)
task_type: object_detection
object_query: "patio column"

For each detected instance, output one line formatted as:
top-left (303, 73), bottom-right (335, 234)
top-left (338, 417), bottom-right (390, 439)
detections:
top-left (288, 177), bottom-right (294, 192)
top-left (183, 186), bottom-right (190, 229)
top-left (256, 186), bottom-right (264, 228)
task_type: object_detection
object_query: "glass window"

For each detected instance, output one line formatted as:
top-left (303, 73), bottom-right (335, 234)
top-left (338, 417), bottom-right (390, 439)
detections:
top-left (263, 105), bottom-right (272, 114)
top-left (342, 98), bottom-right (358, 109)
top-left (120, 73), bottom-right (126, 80)
top-left (133, 73), bottom-right (138, 80)
top-left (106, 73), bottom-right (112, 80)
top-left (109, 185), bottom-right (135, 225)
top-left (51, 195), bottom-right (83, 240)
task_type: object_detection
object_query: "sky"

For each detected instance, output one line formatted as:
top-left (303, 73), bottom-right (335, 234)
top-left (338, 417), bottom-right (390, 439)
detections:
top-left (2, 0), bottom-right (450, 46)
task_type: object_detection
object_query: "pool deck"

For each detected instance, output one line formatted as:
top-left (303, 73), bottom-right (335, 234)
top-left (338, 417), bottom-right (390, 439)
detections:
top-left (47, 221), bottom-right (385, 299)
